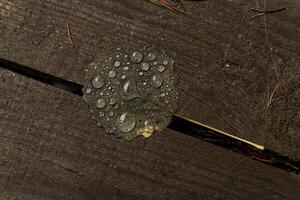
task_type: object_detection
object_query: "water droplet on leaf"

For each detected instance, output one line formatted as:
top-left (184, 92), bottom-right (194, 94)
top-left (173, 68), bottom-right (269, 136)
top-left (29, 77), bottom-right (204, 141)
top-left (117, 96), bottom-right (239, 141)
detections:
top-left (130, 51), bottom-right (143, 63)
top-left (92, 75), bottom-right (105, 89)
top-left (96, 98), bottom-right (106, 109)
top-left (150, 74), bottom-right (163, 88)
top-left (116, 112), bottom-right (137, 133)
top-left (108, 70), bottom-right (117, 78)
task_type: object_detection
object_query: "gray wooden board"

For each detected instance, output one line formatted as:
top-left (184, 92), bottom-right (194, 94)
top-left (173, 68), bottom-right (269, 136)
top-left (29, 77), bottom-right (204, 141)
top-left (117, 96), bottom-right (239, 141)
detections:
top-left (0, 68), bottom-right (299, 199)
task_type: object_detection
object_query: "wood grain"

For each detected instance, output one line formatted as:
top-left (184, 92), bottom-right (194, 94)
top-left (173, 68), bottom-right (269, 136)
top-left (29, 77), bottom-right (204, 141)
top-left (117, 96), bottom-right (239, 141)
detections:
top-left (0, 68), bottom-right (299, 199)
top-left (0, 0), bottom-right (299, 158)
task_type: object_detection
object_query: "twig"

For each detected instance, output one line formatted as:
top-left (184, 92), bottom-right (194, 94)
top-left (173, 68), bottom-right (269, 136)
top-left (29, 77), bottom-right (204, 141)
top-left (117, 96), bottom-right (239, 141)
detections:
top-left (150, 0), bottom-right (186, 14)
top-left (67, 22), bottom-right (75, 47)
top-left (266, 82), bottom-right (280, 109)
top-left (250, 7), bottom-right (286, 19)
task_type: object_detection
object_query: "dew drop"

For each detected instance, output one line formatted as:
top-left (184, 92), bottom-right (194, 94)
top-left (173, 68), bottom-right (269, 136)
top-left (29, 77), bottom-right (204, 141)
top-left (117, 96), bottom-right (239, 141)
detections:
top-left (116, 112), bottom-right (137, 133)
top-left (150, 74), bottom-right (163, 88)
top-left (108, 70), bottom-right (117, 78)
top-left (86, 88), bottom-right (92, 94)
top-left (99, 112), bottom-right (105, 117)
top-left (91, 75), bottom-right (105, 89)
top-left (139, 72), bottom-right (144, 76)
top-left (96, 98), bottom-right (106, 109)
top-left (130, 51), bottom-right (143, 63)
top-left (114, 60), bottom-right (121, 67)
top-left (141, 62), bottom-right (150, 71)
top-left (123, 66), bottom-right (129, 71)
top-left (121, 74), bottom-right (126, 79)
top-left (142, 82), bottom-right (147, 86)
top-left (109, 98), bottom-right (117, 105)
top-left (163, 57), bottom-right (169, 65)
top-left (146, 52), bottom-right (157, 61)
top-left (123, 80), bottom-right (130, 92)
top-left (153, 61), bottom-right (158, 66)
top-left (109, 111), bottom-right (115, 116)
top-left (157, 65), bottom-right (165, 72)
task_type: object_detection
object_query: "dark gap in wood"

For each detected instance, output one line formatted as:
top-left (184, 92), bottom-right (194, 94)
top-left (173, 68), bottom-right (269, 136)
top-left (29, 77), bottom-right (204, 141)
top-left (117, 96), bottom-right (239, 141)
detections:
top-left (0, 58), bottom-right (83, 96)
top-left (170, 116), bottom-right (299, 174)
top-left (0, 58), bottom-right (299, 174)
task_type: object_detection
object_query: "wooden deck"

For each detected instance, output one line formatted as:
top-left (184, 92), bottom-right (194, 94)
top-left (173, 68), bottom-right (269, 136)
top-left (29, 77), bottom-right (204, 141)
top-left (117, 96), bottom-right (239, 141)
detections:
top-left (0, 0), bottom-right (299, 199)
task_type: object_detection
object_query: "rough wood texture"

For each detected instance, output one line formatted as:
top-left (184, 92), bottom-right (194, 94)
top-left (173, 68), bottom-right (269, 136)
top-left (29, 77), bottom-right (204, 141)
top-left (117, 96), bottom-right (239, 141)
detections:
top-left (0, 0), bottom-right (299, 159)
top-left (0, 68), bottom-right (299, 200)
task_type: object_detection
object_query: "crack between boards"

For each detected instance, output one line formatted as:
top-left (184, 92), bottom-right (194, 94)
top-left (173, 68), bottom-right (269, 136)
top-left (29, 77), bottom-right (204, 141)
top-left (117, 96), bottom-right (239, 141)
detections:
top-left (0, 58), bottom-right (299, 174)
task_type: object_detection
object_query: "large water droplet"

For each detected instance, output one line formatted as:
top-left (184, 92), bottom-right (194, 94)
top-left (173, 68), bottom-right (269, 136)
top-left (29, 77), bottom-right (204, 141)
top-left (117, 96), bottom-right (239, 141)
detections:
top-left (116, 112), bottom-right (136, 133)
top-left (108, 70), bottom-right (117, 78)
top-left (96, 98), bottom-right (106, 109)
top-left (130, 51), bottom-right (143, 63)
top-left (141, 62), bottom-right (150, 71)
top-left (91, 75), bottom-right (105, 89)
top-left (146, 52), bottom-right (157, 61)
top-left (150, 74), bottom-right (163, 88)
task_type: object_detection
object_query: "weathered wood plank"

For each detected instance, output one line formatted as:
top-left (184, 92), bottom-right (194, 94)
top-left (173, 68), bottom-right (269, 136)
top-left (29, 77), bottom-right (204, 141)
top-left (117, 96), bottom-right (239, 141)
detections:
top-left (0, 0), bottom-right (299, 158)
top-left (0, 68), bottom-right (299, 199)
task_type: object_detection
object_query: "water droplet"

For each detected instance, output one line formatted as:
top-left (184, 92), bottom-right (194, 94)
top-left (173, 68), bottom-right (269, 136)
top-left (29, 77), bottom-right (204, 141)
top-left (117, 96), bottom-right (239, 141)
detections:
top-left (153, 61), bottom-right (158, 65)
top-left (99, 112), bottom-right (105, 117)
top-left (142, 82), bottom-right (147, 86)
top-left (150, 74), bottom-right (163, 88)
top-left (114, 60), bottom-right (121, 67)
top-left (157, 65), bottom-right (165, 72)
top-left (108, 70), bottom-right (117, 78)
top-left (109, 111), bottom-right (115, 116)
top-left (121, 74), bottom-right (126, 79)
top-left (86, 88), bottom-right (92, 94)
top-left (116, 112), bottom-right (136, 133)
top-left (91, 75), bottom-right (105, 89)
top-left (139, 72), bottom-right (144, 76)
top-left (163, 57), bottom-right (169, 65)
top-left (141, 62), bottom-right (150, 71)
top-left (109, 98), bottom-right (117, 105)
top-left (130, 51), bottom-right (143, 63)
top-left (123, 80), bottom-right (130, 92)
top-left (146, 52), bottom-right (157, 61)
top-left (160, 92), bottom-right (165, 97)
top-left (96, 98), bottom-right (106, 109)
top-left (138, 119), bottom-right (154, 137)
top-left (123, 66), bottom-right (129, 71)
